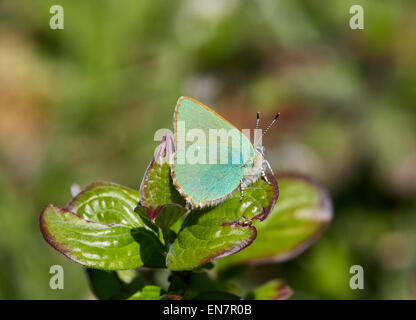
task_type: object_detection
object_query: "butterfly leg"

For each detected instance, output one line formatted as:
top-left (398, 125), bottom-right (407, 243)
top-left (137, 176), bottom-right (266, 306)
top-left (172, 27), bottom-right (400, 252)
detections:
top-left (265, 159), bottom-right (274, 176)
top-left (261, 159), bottom-right (274, 184)
top-left (262, 170), bottom-right (270, 184)
top-left (185, 201), bottom-right (193, 210)
top-left (240, 178), bottom-right (249, 201)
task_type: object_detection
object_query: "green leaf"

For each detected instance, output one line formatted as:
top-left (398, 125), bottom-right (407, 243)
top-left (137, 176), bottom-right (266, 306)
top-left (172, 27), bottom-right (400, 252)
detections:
top-left (134, 206), bottom-right (160, 235)
top-left (154, 204), bottom-right (188, 245)
top-left (128, 285), bottom-right (162, 300)
top-left (40, 205), bottom-right (166, 270)
top-left (247, 280), bottom-right (293, 300)
top-left (166, 175), bottom-right (278, 270)
top-left (167, 271), bottom-right (240, 300)
top-left (140, 133), bottom-right (185, 208)
top-left (219, 174), bottom-right (332, 266)
top-left (155, 204), bottom-right (188, 234)
top-left (86, 269), bottom-right (146, 300)
top-left (67, 182), bottom-right (142, 228)
top-left (86, 269), bottom-right (124, 300)
top-left (135, 204), bottom-right (188, 245)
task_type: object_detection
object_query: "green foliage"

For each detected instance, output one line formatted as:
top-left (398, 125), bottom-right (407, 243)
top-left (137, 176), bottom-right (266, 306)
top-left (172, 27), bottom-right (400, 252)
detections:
top-left (39, 136), bottom-right (331, 299)
top-left (219, 174), bottom-right (332, 266)
top-left (247, 280), bottom-right (293, 300)
top-left (2, 0), bottom-right (415, 300)
top-left (40, 205), bottom-right (165, 270)
top-left (128, 286), bottom-right (162, 300)
top-left (86, 269), bottom-right (147, 300)
top-left (68, 182), bottom-right (142, 227)
top-left (139, 134), bottom-right (185, 209)
top-left (166, 175), bottom-right (278, 270)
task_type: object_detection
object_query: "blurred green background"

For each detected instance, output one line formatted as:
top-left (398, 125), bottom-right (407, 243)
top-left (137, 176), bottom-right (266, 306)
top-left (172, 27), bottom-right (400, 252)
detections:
top-left (0, 0), bottom-right (415, 299)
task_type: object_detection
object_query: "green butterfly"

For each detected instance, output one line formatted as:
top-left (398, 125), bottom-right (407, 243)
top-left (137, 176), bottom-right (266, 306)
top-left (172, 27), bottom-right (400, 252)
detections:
top-left (171, 97), bottom-right (278, 209)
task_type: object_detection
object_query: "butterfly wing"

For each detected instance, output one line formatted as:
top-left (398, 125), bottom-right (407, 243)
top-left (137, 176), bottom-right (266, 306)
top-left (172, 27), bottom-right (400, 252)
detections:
top-left (172, 97), bottom-right (255, 208)
top-left (173, 143), bottom-right (245, 207)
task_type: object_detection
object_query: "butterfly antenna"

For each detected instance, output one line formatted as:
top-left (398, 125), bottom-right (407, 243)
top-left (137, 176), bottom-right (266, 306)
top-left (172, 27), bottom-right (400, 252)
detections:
top-left (262, 112), bottom-right (280, 137)
top-left (255, 112), bottom-right (260, 129)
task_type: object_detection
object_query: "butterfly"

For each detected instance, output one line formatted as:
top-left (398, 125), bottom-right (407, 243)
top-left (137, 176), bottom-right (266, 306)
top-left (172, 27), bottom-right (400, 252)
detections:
top-left (171, 96), bottom-right (278, 209)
